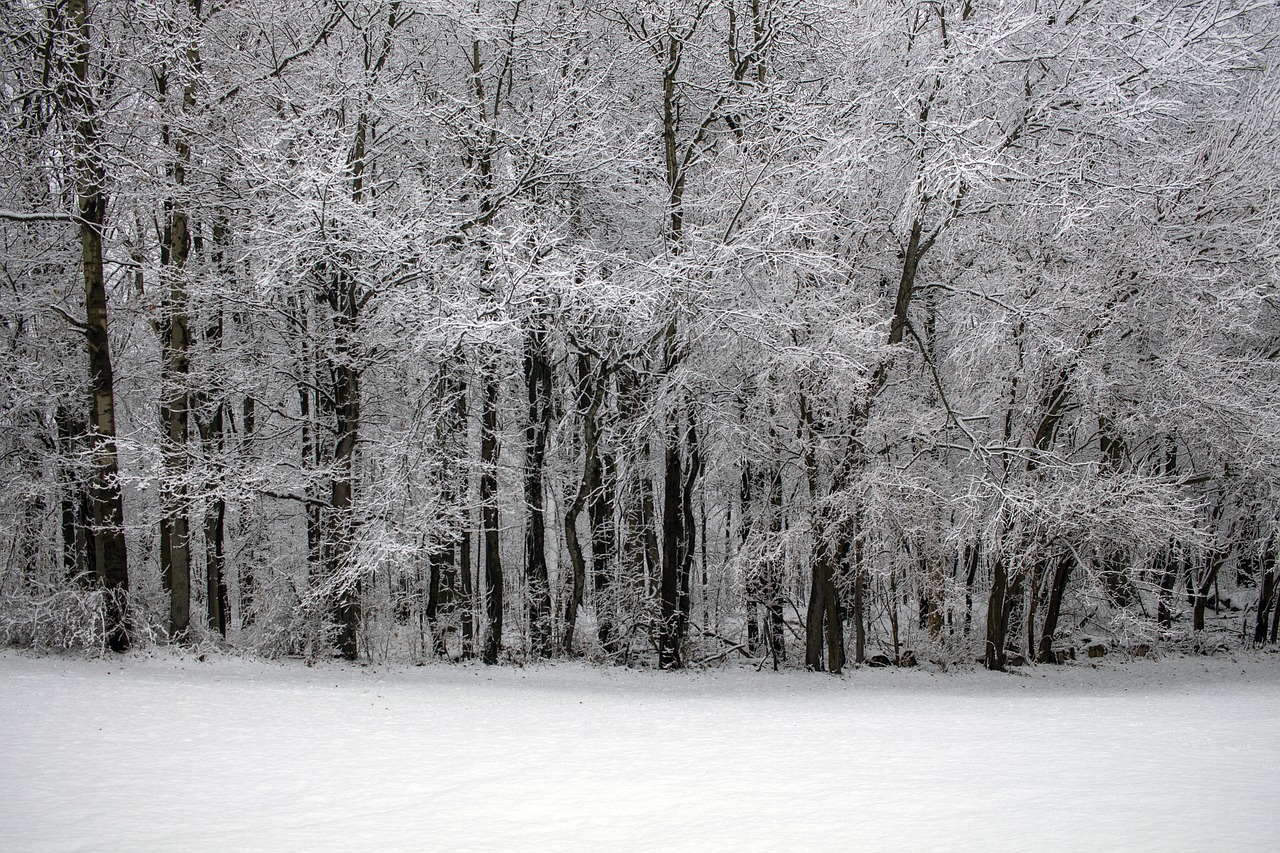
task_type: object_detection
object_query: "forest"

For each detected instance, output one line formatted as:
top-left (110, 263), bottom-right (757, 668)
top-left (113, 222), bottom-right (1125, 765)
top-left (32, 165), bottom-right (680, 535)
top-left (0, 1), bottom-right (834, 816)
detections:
top-left (1, 0), bottom-right (1278, 672)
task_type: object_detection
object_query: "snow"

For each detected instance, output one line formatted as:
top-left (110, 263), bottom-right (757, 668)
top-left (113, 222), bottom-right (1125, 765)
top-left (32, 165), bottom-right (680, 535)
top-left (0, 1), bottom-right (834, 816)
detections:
top-left (2, 650), bottom-right (1278, 852)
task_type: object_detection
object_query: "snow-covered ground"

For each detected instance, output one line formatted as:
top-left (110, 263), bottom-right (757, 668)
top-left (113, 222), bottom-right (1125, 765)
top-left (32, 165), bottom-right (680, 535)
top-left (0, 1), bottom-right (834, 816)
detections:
top-left (2, 650), bottom-right (1277, 852)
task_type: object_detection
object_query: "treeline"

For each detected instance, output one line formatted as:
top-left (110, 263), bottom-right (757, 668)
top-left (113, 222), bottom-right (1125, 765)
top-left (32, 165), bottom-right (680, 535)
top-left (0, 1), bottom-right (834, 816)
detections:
top-left (1, 0), bottom-right (1278, 669)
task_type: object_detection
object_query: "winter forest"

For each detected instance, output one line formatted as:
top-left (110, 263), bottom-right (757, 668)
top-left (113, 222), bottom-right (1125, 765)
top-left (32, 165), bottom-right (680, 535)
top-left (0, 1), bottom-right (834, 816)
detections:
top-left (2, 0), bottom-right (1279, 673)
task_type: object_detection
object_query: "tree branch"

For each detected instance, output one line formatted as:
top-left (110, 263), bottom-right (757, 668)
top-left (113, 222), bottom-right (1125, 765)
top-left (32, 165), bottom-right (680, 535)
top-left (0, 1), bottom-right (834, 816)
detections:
top-left (0, 209), bottom-right (79, 224)
top-left (48, 305), bottom-right (89, 334)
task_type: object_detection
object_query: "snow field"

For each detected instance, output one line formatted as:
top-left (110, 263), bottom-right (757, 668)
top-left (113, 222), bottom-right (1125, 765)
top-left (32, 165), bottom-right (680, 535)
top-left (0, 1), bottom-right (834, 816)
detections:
top-left (1, 650), bottom-right (1277, 852)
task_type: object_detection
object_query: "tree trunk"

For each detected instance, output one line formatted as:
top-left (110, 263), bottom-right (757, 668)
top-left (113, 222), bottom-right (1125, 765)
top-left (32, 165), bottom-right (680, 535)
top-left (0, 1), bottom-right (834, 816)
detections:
top-left (480, 372), bottom-right (503, 665)
top-left (588, 408), bottom-right (616, 656)
top-left (69, 0), bottom-right (129, 651)
top-left (1036, 552), bottom-right (1073, 663)
top-left (658, 406), bottom-right (685, 669)
top-left (238, 394), bottom-right (256, 625)
top-left (156, 1), bottom-right (201, 643)
top-left (1270, 582), bottom-right (1280, 645)
top-left (563, 353), bottom-right (603, 655)
top-left (804, 528), bottom-right (845, 673)
top-left (426, 545), bottom-right (449, 657)
top-left (523, 314), bottom-right (553, 656)
top-left (616, 367), bottom-right (657, 633)
top-left (677, 412), bottom-right (702, 653)
top-left (888, 217), bottom-right (923, 345)
top-left (458, 525), bottom-right (475, 659)
top-left (56, 408), bottom-right (93, 582)
top-left (764, 463), bottom-right (785, 665)
top-left (562, 490), bottom-right (587, 655)
top-left (203, 484), bottom-right (227, 637)
top-left (198, 318), bottom-right (229, 637)
top-left (1254, 569), bottom-right (1275, 645)
top-left (963, 541), bottom-right (979, 634)
top-left (327, 268), bottom-right (361, 661)
top-left (1192, 554), bottom-right (1222, 632)
top-left (739, 460), bottom-right (760, 655)
top-left (1155, 548), bottom-right (1178, 628)
top-left (199, 217), bottom-right (235, 637)
top-left (985, 557), bottom-right (1010, 670)
top-left (852, 562), bottom-right (866, 665)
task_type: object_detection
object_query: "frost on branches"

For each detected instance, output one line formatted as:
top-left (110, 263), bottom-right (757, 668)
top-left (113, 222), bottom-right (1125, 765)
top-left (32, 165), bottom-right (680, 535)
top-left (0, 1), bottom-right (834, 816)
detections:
top-left (0, 0), bottom-right (1277, 671)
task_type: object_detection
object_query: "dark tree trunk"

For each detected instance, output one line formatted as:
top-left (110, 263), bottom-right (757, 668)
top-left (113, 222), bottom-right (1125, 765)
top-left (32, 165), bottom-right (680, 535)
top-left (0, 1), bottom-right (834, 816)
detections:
top-left (746, 599), bottom-right (760, 655)
top-left (589, 445), bottom-right (616, 655)
top-left (294, 298), bottom-right (327, 625)
top-left (852, 562), bottom-right (866, 665)
top-left (764, 462), bottom-right (785, 665)
top-left (888, 217), bottom-right (923, 345)
top-left (458, 526), bottom-right (475, 659)
top-left (323, 104), bottom-right (378, 662)
top-left (889, 566), bottom-right (901, 665)
top-left (427, 369), bottom-right (469, 658)
top-left (800, 390), bottom-right (845, 674)
top-left (1254, 568), bottom-right (1275, 645)
top-left (203, 485), bottom-right (227, 637)
top-left (238, 394), bottom-right (256, 625)
top-left (1270, 581), bottom-right (1280, 645)
top-left (198, 316), bottom-right (229, 637)
top-left (426, 545), bottom-right (450, 657)
top-left (56, 409), bottom-right (93, 582)
top-left (327, 268), bottom-right (361, 661)
top-left (617, 366), bottom-right (657, 631)
top-left (658, 408), bottom-right (685, 669)
top-left (480, 373), bottom-right (503, 665)
top-left (563, 353), bottom-right (605, 655)
top-left (1192, 554), bottom-right (1222, 633)
top-left (1026, 560), bottom-right (1042, 660)
top-left (739, 460), bottom-right (760, 655)
top-left (1097, 420), bottom-right (1134, 607)
top-left (849, 503), bottom-right (866, 663)
top-left (963, 541), bottom-right (980, 634)
top-left (804, 558), bottom-right (824, 670)
top-left (562, 491), bottom-right (587, 655)
top-left (985, 557), bottom-right (1012, 671)
top-left (676, 412), bottom-right (702, 659)
top-left (156, 13), bottom-right (199, 643)
top-left (1156, 548), bottom-right (1179, 628)
top-left (1036, 552), bottom-right (1074, 663)
top-left (804, 528), bottom-right (845, 673)
top-left (199, 217), bottom-right (235, 637)
top-left (523, 314), bottom-right (553, 656)
top-left (69, 0), bottom-right (129, 651)
top-left (640, 443), bottom-right (661, 600)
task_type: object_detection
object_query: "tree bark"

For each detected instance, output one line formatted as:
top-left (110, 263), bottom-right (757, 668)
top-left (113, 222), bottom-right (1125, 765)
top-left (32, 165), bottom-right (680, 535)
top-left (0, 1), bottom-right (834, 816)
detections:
top-left (985, 557), bottom-right (1012, 670)
top-left (587, 390), bottom-right (617, 656)
top-left (678, 411), bottom-right (702, 656)
top-left (480, 372), bottom-right (503, 665)
top-left (198, 353), bottom-right (228, 637)
top-left (1156, 548), bottom-right (1179, 628)
top-left (156, 0), bottom-right (202, 642)
top-left (1254, 567), bottom-right (1275, 645)
top-left (56, 408), bottom-right (93, 582)
top-left (327, 270), bottom-right (361, 660)
top-left (426, 544), bottom-right (450, 657)
top-left (1036, 552), bottom-right (1073, 663)
top-left (562, 352), bottom-right (603, 655)
top-left (523, 312), bottom-right (553, 656)
top-left (804, 527), bottom-right (845, 673)
top-left (1192, 553), bottom-right (1223, 633)
top-left (458, 525), bottom-right (475, 659)
top-left (658, 404), bottom-right (685, 669)
top-left (238, 394), bottom-right (256, 625)
top-left (68, 0), bottom-right (129, 651)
